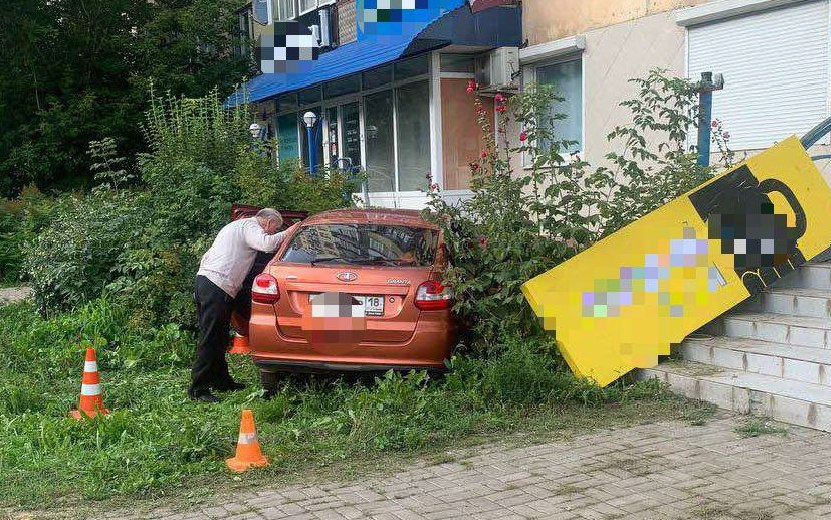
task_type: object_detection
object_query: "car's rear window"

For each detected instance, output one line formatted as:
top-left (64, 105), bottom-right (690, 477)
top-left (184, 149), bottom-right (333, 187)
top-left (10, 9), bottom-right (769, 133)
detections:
top-left (280, 224), bottom-right (438, 267)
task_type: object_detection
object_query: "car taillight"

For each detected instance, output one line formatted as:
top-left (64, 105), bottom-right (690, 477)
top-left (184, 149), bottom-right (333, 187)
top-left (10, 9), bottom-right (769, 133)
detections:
top-left (414, 280), bottom-right (453, 311)
top-left (252, 274), bottom-right (279, 304)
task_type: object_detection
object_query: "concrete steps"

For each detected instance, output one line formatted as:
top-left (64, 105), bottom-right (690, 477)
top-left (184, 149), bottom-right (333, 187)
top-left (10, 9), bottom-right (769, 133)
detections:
top-left (676, 336), bottom-right (831, 386)
top-left (639, 360), bottom-right (831, 431)
top-left (637, 261), bottom-right (831, 432)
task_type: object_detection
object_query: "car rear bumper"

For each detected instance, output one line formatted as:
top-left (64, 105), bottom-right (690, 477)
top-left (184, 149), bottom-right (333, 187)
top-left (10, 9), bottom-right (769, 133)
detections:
top-left (248, 305), bottom-right (455, 370)
top-left (254, 359), bottom-right (447, 374)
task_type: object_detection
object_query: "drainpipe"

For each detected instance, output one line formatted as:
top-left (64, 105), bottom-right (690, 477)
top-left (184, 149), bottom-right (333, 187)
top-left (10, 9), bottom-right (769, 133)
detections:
top-left (694, 71), bottom-right (725, 167)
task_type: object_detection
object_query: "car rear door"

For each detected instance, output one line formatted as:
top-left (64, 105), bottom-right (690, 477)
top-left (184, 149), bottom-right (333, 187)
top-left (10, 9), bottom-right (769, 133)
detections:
top-left (230, 204), bottom-right (308, 336)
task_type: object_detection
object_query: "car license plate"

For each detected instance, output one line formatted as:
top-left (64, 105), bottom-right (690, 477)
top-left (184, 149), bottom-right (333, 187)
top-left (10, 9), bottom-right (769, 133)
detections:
top-left (357, 295), bottom-right (384, 316)
top-left (307, 293), bottom-right (384, 316)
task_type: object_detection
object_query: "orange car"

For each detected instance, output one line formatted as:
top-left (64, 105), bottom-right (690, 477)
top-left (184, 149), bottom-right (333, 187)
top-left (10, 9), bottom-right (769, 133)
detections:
top-left (245, 208), bottom-right (456, 390)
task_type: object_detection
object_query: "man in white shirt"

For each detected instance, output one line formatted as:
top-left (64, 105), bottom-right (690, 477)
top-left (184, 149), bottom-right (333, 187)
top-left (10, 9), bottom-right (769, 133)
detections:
top-left (189, 208), bottom-right (300, 402)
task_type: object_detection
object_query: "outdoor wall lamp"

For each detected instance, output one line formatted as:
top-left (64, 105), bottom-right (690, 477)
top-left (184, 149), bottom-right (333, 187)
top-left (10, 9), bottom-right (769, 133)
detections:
top-left (303, 111), bottom-right (318, 175)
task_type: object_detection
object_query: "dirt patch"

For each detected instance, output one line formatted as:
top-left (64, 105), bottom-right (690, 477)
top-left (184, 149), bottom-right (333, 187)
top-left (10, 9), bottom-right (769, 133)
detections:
top-left (0, 287), bottom-right (31, 305)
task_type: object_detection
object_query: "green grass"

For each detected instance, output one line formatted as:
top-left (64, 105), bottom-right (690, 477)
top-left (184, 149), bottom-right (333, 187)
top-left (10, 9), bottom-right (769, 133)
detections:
top-left (734, 419), bottom-right (789, 438)
top-left (0, 299), bottom-right (712, 518)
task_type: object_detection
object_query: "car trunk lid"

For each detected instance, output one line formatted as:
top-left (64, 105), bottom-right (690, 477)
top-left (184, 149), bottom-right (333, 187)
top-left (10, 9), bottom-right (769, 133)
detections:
top-left (267, 264), bottom-right (433, 344)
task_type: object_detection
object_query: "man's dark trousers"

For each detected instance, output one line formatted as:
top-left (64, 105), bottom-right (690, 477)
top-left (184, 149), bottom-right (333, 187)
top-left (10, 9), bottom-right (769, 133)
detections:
top-left (189, 275), bottom-right (236, 396)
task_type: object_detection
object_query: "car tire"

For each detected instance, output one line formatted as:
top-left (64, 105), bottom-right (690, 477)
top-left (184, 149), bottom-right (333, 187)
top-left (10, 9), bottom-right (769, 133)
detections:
top-left (260, 369), bottom-right (280, 397)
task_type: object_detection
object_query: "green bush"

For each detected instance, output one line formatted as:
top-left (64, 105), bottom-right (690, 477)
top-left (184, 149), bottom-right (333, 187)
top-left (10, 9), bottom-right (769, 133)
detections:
top-left (0, 185), bottom-right (51, 284)
top-left (424, 69), bottom-right (720, 352)
top-left (24, 91), bottom-right (358, 327)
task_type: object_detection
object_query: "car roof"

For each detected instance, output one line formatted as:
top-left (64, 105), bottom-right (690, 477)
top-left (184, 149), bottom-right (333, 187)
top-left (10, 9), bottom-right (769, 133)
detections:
top-left (302, 208), bottom-right (439, 229)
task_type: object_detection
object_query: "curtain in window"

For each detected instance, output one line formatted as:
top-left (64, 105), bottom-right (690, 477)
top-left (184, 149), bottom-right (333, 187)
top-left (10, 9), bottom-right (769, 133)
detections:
top-left (536, 59), bottom-right (583, 153)
top-left (276, 0), bottom-right (296, 20)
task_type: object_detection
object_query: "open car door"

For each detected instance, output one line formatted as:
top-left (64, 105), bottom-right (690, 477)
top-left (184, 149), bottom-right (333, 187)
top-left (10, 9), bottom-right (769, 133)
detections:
top-left (229, 204), bottom-right (309, 337)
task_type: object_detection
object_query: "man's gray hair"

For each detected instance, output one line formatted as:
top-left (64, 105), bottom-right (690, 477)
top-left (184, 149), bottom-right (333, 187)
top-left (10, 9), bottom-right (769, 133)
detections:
top-left (255, 208), bottom-right (283, 225)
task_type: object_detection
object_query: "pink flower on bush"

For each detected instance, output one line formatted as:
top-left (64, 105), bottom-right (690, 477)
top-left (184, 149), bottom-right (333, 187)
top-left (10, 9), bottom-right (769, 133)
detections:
top-left (470, 162), bottom-right (479, 171)
top-left (480, 149), bottom-right (488, 158)
top-left (519, 132), bottom-right (528, 142)
top-left (494, 93), bottom-right (505, 103)
top-left (478, 235), bottom-right (488, 250)
top-left (722, 131), bottom-right (730, 140)
top-left (711, 120), bottom-right (719, 129)
top-left (495, 105), bottom-right (506, 113)
top-left (466, 80), bottom-right (476, 94)
top-left (430, 183), bottom-right (439, 191)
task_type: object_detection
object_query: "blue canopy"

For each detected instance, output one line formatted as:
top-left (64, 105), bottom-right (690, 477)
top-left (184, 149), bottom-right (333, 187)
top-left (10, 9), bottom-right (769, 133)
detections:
top-left (227, 2), bottom-right (521, 106)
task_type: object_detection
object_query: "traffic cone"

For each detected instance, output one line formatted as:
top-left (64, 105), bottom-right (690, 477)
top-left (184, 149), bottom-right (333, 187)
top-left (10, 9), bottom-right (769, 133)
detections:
top-left (226, 409), bottom-right (269, 472)
top-left (228, 333), bottom-right (251, 355)
top-left (70, 347), bottom-right (109, 420)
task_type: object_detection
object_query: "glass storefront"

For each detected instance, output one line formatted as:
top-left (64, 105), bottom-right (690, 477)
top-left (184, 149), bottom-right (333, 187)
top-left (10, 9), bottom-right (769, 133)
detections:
top-left (364, 90), bottom-right (395, 192)
top-left (396, 80), bottom-right (431, 191)
top-left (274, 53), bottom-right (433, 193)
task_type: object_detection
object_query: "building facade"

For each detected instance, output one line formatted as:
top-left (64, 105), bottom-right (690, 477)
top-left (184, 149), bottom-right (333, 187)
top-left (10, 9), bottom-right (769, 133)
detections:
top-left (519, 0), bottom-right (831, 181)
top-left (235, 0), bottom-right (519, 209)
top-left (236, 0), bottom-right (831, 209)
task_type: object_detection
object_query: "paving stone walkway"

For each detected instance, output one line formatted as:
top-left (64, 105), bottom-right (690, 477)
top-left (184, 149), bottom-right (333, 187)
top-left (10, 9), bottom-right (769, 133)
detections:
top-left (107, 412), bottom-right (831, 520)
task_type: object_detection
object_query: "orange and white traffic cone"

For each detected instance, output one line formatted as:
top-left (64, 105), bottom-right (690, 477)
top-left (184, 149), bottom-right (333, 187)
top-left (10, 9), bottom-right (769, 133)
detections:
top-left (70, 347), bottom-right (109, 420)
top-left (228, 333), bottom-right (251, 355)
top-left (226, 409), bottom-right (269, 472)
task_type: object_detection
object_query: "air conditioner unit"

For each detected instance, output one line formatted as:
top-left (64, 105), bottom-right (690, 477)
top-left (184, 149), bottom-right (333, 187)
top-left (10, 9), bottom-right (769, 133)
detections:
top-left (474, 47), bottom-right (519, 93)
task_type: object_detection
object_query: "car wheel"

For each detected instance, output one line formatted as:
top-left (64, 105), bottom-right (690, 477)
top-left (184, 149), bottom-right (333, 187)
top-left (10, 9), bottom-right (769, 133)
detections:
top-left (260, 369), bottom-right (281, 397)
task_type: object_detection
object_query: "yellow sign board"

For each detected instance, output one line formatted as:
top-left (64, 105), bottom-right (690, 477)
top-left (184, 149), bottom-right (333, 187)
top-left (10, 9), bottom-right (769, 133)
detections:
top-left (522, 137), bottom-right (831, 386)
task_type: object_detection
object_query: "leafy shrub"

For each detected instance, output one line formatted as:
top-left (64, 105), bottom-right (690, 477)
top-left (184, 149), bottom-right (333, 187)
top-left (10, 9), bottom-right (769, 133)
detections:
top-left (24, 192), bottom-right (149, 316)
top-left (424, 70), bottom-right (719, 352)
top-left (0, 185), bottom-right (51, 283)
top-left (24, 91), bottom-right (357, 326)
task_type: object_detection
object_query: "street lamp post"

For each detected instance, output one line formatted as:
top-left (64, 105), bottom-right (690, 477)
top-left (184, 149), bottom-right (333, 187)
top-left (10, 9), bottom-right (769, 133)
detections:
top-left (693, 71), bottom-right (725, 167)
top-left (303, 111), bottom-right (318, 175)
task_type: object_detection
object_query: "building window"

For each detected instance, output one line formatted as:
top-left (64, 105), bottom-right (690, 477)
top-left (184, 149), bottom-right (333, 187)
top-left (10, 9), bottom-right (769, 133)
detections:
top-left (535, 58), bottom-right (583, 153)
top-left (275, 53), bottom-right (432, 192)
top-left (364, 90), bottom-right (396, 192)
top-left (324, 74), bottom-right (361, 98)
top-left (276, 0), bottom-right (297, 20)
top-left (253, 0), bottom-right (271, 24)
top-left (277, 114), bottom-right (300, 162)
top-left (440, 53), bottom-right (475, 74)
top-left (396, 80), bottom-right (431, 191)
top-left (236, 7), bottom-right (253, 57)
top-left (299, 0), bottom-right (319, 14)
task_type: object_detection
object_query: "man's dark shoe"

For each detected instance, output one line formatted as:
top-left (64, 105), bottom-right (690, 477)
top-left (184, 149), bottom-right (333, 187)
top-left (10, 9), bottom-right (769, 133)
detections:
top-left (189, 390), bottom-right (220, 403)
top-left (213, 380), bottom-right (247, 392)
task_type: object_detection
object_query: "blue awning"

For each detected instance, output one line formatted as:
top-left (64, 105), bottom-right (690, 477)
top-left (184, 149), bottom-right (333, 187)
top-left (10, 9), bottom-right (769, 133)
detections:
top-left (227, 2), bottom-right (521, 106)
